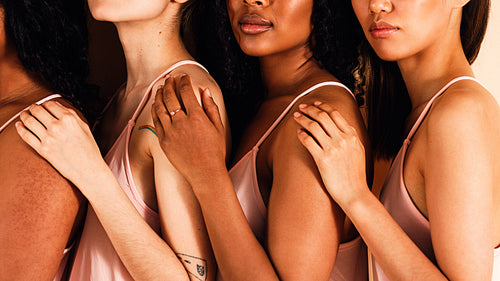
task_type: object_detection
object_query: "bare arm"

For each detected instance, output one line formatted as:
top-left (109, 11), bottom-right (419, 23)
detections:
top-left (134, 77), bottom-right (222, 281)
top-left (294, 91), bottom-right (499, 280)
top-left (152, 76), bottom-right (368, 280)
top-left (15, 101), bottom-right (197, 281)
top-left (0, 122), bottom-right (83, 281)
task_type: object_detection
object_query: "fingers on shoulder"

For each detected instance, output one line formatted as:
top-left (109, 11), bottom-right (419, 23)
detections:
top-left (50, 98), bottom-right (87, 124)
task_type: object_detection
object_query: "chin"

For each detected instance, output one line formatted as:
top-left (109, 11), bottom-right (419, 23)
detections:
top-left (237, 40), bottom-right (276, 58)
top-left (88, 4), bottom-right (113, 21)
top-left (369, 45), bottom-right (407, 62)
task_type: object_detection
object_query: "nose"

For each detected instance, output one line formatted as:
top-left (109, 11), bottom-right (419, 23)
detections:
top-left (244, 0), bottom-right (269, 7)
top-left (368, 0), bottom-right (392, 14)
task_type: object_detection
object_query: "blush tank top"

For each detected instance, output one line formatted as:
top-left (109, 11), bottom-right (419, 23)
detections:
top-left (226, 82), bottom-right (368, 281)
top-left (69, 60), bottom-right (208, 280)
top-left (372, 76), bottom-right (500, 281)
top-left (0, 94), bottom-right (73, 281)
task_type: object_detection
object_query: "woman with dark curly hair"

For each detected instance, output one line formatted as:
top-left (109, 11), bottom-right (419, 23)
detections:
top-left (0, 0), bottom-right (88, 280)
top-left (150, 0), bottom-right (373, 280)
top-left (294, 0), bottom-right (499, 279)
top-left (15, 0), bottom-right (228, 280)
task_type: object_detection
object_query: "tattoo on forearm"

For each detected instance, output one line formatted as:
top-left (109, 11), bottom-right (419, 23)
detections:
top-left (176, 253), bottom-right (208, 281)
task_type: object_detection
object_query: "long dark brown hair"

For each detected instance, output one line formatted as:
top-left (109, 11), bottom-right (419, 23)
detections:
top-left (360, 0), bottom-right (490, 160)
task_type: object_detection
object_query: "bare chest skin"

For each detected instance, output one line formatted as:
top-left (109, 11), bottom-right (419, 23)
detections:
top-left (404, 103), bottom-right (500, 247)
top-left (232, 95), bottom-right (294, 205)
top-left (403, 128), bottom-right (429, 218)
top-left (401, 104), bottom-right (429, 218)
top-left (94, 87), bottom-right (158, 211)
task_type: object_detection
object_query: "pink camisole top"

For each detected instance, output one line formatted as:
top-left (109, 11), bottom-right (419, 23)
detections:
top-left (69, 60), bottom-right (208, 281)
top-left (372, 76), bottom-right (500, 281)
top-left (0, 94), bottom-right (73, 281)
top-left (226, 82), bottom-right (368, 281)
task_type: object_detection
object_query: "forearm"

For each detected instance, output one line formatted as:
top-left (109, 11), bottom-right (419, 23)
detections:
top-left (191, 173), bottom-right (279, 281)
top-left (78, 167), bottom-right (189, 281)
top-left (344, 190), bottom-right (447, 281)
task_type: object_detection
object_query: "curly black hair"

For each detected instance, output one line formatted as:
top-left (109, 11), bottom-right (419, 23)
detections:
top-left (1, 0), bottom-right (90, 117)
top-left (193, 0), bottom-right (363, 148)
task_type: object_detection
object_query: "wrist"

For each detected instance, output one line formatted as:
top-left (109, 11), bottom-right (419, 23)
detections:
top-left (188, 167), bottom-right (232, 198)
top-left (73, 160), bottom-right (116, 199)
top-left (341, 186), bottom-right (377, 218)
top-left (186, 160), bottom-right (227, 185)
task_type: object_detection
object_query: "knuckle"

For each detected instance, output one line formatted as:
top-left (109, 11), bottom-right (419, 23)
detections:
top-left (44, 100), bottom-right (57, 108)
top-left (310, 120), bottom-right (321, 130)
top-left (60, 111), bottom-right (73, 121)
top-left (338, 138), bottom-right (348, 147)
top-left (39, 144), bottom-right (51, 155)
top-left (49, 123), bottom-right (63, 136)
top-left (318, 111), bottom-right (329, 120)
top-left (154, 103), bottom-right (166, 114)
top-left (66, 108), bottom-right (77, 116)
top-left (180, 82), bottom-right (191, 93)
top-left (320, 103), bottom-right (333, 112)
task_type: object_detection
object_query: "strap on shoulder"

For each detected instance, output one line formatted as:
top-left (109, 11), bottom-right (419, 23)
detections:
top-left (255, 81), bottom-right (355, 147)
top-left (130, 60), bottom-right (209, 123)
top-left (0, 94), bottom-right (62, 132)
top-left (405, 76), bottom-right (483, 140)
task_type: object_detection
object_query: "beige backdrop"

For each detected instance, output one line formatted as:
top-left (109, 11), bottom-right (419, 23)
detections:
top-left (473, 1), bottom-right (500, 104)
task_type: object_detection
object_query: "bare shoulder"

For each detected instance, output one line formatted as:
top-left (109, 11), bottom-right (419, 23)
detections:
top-left (0, 108), bottom-right (84, 279)
top-left (422, 80), bottom-right (500, 173)
top-left (1, 126), bottom-right (82, 206)
top-left (170, 63), bottom-right (224, 103)
top-left (426, 81), bottom-right (500, 140)
top-left (277, 83), bottom-right (366, 149)
top-left (273, 83), bottom-right (365, 157)
top-left (140, 62), bottom-right (225, 124)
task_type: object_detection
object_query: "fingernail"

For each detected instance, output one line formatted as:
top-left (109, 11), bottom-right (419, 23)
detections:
top-left (314, 101), bottom-right (323, 106)
top-left (181, 74), bottom-right (187, 78)
top-left (165, 74), bottom-right (171, 79)
top-left (294, 112), bottom-right (301, 118)
top-left (158, 85), bottom-right (164, 90)
top-left (298, 104), bottom-right (307, 109)
top-left (205, 88), bottom-right (212, 97)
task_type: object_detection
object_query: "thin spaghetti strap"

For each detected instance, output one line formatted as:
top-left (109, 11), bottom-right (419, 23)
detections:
top-left (405, 76), bottom-right (482, 140)
top-left (0, 94), bottom-right (62, 132)
top-left (92, 83), bottom-right (125, 132)
top-left (130, 60), bottom-right (209, 123)
top-left (255, 81), bottom-right (355, 147)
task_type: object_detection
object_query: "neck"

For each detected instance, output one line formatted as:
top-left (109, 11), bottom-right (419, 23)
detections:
top-left (259, 45), bottom-right (323, 98)
top-left (114, 11), bottom-right (192, 93)
top-left (397, 18), bottom-right (473, 110)
top-left (0, 48), bottom-right (38, 102)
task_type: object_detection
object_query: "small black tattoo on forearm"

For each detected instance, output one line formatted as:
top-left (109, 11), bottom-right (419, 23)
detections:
top-left (176, 253), bottom-right (208, 281)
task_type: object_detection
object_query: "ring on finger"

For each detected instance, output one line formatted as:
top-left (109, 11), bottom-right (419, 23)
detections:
top-left (169, 108), bottom-right (181, 117)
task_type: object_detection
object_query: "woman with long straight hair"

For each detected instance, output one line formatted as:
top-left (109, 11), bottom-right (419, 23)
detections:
top-left (293, 0), bottom-right (500, 280)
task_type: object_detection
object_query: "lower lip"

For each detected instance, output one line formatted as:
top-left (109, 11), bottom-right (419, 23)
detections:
top-left (240, 23), bottom-right (272, 35)
top-left (370, 28), bottom-right (398, 39)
